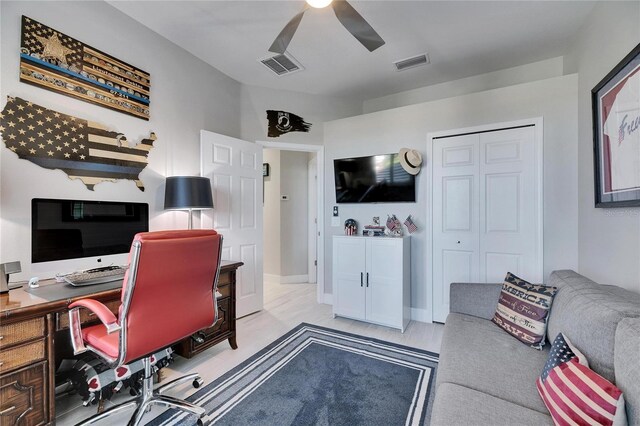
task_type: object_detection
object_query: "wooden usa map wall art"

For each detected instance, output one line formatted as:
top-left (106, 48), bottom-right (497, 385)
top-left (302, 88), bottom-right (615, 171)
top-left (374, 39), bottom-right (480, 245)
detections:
top-left (19, 16), bottom-right (151, 120)
top-left (0, 96), bottom-right (156, 191)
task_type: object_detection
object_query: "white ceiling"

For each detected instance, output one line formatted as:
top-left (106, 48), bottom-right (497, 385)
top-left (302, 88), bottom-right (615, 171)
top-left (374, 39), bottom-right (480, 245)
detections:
top-left (109, 1), bottom-right (596, 101)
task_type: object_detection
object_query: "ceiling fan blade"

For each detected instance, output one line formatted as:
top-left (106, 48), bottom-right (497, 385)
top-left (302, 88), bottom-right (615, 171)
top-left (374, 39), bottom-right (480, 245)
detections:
top-left (269, 6), bottom-right (309, 54)
top-left (332, 0), bottom-right (385, 52)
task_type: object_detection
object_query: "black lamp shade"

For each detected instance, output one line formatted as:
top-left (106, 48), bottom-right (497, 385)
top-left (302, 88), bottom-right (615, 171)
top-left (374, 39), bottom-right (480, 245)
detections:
top-left (164, 176), bottom-right (213, 210)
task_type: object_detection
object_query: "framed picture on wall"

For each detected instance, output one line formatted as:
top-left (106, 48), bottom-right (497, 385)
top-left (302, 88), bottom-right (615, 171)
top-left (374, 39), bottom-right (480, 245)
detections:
top-left (592, 43), bottom-right (640, 208)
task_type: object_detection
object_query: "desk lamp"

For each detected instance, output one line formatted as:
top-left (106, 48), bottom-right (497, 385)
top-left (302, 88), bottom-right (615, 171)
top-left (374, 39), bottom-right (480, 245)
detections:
top-left (164, 176), bottom-right (213, 229)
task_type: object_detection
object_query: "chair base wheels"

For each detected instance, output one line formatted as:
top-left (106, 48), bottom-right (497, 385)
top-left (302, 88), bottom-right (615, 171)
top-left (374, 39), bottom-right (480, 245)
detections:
top-left (76, 358), bottom-right (206, 426)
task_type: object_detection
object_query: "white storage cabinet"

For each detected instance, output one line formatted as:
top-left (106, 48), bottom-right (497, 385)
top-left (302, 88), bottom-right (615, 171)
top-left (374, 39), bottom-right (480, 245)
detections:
top-left (332, 235), bottom-right (411, 332)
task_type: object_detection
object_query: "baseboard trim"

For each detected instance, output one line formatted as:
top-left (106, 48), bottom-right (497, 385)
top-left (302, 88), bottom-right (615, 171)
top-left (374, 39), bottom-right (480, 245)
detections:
top-left (410, 308), bottom-right (431, 323)
top-left (280, 274), bottom-right (309, 284)
top-left (322, 293), bottom-right (333, 305)
top-left (264, 274), bottom-right (310, 284)
top-left (263, 274), bottom-right (280, 284)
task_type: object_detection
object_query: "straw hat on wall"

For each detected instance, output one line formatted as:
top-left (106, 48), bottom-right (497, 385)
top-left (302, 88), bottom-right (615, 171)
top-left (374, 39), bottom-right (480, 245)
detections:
top-left (399, 148), bottom-right (423, 175)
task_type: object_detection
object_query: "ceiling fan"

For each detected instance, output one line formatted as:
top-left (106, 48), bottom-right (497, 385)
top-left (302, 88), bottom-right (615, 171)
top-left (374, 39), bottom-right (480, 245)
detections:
top-left (269, 0), bottom-right (385, 54)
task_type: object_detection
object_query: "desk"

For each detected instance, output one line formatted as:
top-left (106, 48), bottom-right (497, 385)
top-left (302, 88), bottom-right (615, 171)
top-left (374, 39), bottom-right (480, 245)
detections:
top-left (0, 260), bottom-right (242, 425)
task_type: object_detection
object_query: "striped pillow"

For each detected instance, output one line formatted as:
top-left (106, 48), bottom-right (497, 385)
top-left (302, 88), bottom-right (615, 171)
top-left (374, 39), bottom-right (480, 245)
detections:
top-left (537, 333), bottom-right (627, 426)
top-left (492, 272), bottom-right (557, 349)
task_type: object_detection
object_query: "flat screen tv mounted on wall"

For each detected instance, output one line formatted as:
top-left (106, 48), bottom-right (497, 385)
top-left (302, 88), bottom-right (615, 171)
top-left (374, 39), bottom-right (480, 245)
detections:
top-left (334, 153), bottom-right (416, 203)
top-left (31, 198), bottom-right (149, 263)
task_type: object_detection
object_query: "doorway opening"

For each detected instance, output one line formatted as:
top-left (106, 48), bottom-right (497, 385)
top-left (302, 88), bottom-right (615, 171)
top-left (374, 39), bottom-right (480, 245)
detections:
top-left (258, 141), bottom-right (325, 305)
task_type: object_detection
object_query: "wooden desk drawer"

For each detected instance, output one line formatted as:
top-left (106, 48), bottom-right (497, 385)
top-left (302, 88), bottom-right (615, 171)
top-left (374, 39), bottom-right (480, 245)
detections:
top-left (0, 317), bottom-right (45, 348)
top-left (0, 339), bottom-right (45, 374)
top-left (202, 297), bottom-right (230, 339)
top-left (0, 361), bottom-right (47, 425)
top-left (218, 270), bottom-right (232, 287)
top-left (57, 299), bottom-right (121, 330)
top-left (217, 283), bottom-right (231, 299)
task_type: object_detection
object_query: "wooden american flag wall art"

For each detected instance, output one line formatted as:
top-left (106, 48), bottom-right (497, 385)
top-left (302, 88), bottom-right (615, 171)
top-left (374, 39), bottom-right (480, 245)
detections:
top-left (19, 16), bottom-right (151, 120)
top-left (0, 96), bottom-right (156, 191)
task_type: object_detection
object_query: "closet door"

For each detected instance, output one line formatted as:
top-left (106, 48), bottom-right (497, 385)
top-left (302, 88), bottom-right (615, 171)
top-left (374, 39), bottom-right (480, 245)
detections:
top-left (333, 237), bottom-right (366, 320)
top-left (479, 127), bottom-right (540, 283)
top-left (432, 134), bottom-right (481, 323)
top-left (431, 125), bottom-right (541, 323)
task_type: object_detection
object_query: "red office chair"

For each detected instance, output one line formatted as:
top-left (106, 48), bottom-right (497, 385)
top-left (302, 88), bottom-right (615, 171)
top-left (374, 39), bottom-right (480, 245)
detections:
top-left (68, 230), bottom-right (223, 425)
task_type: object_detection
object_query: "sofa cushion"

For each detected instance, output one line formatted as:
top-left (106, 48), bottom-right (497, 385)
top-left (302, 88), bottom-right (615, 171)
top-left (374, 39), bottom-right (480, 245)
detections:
top-left (547, 270), bottom-right (640, 382)
top-left (492, 272), bottom-right (557, 349)
top-left (431, 383), bottom-right (552, 426)
top-left (615, 317), bottom-right (640, 425)
top-left (437, 313), bottom-right (550, 414)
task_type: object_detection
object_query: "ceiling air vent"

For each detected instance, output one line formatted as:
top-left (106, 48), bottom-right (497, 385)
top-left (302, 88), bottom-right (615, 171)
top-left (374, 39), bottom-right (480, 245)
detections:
top-left (260, 52), bottom-right (303, 76)
top-left (393, 53), bottom-right (430, 71)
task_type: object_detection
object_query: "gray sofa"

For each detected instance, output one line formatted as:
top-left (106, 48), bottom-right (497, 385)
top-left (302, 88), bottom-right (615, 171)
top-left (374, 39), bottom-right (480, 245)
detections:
top-left (431, 270), bottom-right (640, 425)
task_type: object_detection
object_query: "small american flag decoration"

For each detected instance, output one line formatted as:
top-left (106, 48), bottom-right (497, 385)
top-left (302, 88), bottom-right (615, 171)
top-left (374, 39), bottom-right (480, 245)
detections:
top-left (0, 96), bottom-right (156, 191)
top-left (536, 333), bottom-right (626, 425)
top-left (404, 215), bottom-right (418, 234)
top-left (386, 214), bottom-right (403, 236)
top-left (386, 214), bottom-right (397, 231)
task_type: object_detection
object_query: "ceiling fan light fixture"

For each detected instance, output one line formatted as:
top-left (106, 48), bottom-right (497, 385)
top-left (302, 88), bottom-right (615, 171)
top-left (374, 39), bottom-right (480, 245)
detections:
top-left (306, 0), bottom-right (332, 9)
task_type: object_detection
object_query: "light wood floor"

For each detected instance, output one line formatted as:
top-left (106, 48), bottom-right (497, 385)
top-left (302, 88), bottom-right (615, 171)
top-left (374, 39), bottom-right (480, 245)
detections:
top-left (57, 281), bottom-right (444, 425)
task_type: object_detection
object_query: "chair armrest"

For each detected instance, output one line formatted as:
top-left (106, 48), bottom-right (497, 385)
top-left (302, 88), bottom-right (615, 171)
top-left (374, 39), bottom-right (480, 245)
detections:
top-left (449, 282), bottom-right (503, 320)
top-left (67, 299), bottom-right (120, 356)
top-left (69, 299), bottom-right (119, 331)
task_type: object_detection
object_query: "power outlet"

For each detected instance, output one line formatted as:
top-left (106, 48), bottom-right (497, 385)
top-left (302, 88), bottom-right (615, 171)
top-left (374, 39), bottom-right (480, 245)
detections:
top-left (280, 195), bottom-right (289, 201)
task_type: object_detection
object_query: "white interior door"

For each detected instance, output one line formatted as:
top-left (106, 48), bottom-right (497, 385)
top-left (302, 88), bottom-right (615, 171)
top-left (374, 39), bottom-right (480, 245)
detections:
top-left (432, 134), bottom-right (480, 323)
top-left (431, 125), bottom-right (541, 323)
top-left (479, 127), bottom-right (540, 283)
top-left (308, 155), bottom-right (318, 284)
top-left (201, 130), bottom-right (263, 318)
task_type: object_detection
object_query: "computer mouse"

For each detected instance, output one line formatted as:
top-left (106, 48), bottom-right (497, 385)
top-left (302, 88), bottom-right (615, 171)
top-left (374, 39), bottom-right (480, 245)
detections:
top-left (28, 277), bottom-right (39, 288)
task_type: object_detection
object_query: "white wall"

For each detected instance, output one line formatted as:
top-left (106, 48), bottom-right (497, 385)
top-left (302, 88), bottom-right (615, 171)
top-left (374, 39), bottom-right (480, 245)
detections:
top-left (363, 57), bottom-right (564, 114)
top-left (564, 1), bottom-right (640, 293)
top-left (324, 74), bottom-right (579, 320)
top-left (0, 1), bottom-right (242, 280)
top-left (240, 84), bottom-right (362, 145)
top-left (263, 148), bottom-right (281, 276)
top-left (280, 151), bottom-right (309, 277)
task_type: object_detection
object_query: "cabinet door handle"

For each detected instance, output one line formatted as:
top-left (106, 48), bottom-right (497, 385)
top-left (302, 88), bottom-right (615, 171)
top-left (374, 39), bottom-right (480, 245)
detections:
top-left (366, 273), bottom-right (369, 287)
top-left (360, 272), bottom-right (363, 287)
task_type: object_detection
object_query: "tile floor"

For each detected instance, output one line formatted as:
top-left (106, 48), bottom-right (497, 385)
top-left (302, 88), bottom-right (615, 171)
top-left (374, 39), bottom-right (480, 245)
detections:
top-left (56, 280), bottom-right (444, 425)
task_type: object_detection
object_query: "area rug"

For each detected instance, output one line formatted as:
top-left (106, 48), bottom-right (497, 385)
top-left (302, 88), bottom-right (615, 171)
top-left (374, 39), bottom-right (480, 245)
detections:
top-left (148, 323), bottom-right (439, 425)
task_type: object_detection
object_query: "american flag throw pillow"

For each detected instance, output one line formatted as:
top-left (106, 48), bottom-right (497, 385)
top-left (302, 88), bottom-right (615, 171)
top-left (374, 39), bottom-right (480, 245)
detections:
top-left (537, 333), bottom-right (627, 426)
top-left (492, 272), bottom-right (557, 349)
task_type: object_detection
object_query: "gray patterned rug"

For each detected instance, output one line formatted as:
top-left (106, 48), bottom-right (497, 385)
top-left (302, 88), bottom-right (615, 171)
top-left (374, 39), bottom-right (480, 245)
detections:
top-left (149, 323), bottom-right (439, 425)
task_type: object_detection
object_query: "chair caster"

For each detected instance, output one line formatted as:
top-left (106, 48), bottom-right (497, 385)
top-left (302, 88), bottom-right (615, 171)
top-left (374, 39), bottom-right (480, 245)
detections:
top-left (193, 377), bottom-right (204, 388)
top-left (197, 419), bottom-right (204, 426)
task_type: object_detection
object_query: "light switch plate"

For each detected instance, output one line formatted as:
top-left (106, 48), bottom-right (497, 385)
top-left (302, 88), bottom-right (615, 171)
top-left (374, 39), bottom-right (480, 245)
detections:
top-left (331, 216), bottom-right (341, 227)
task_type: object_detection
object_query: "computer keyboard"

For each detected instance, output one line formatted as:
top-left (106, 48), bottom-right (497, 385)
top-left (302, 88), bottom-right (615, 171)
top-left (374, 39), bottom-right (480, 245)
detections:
top-left (61, 266), bottom-right (128, 287)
